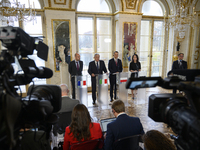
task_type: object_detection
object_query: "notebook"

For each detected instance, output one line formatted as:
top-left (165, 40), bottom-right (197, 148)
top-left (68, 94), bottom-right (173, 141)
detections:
top-left (100, 118), bottom-right (116, 133)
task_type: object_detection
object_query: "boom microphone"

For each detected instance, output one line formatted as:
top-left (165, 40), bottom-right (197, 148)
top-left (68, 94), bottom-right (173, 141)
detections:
top-left (23, 66), bottom-right (53, 79)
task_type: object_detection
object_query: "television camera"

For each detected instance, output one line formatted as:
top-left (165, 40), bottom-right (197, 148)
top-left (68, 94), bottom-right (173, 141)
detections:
top-left (126, 71), bottom-right (200, 150)
top-left (0, 26), bottom-right (61, 149)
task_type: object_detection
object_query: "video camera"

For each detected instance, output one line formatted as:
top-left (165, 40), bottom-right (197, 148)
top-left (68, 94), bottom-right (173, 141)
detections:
top-left (126, 71), bottom-right (200, 150)
top-left (0, 26), bottom-right (61, 149)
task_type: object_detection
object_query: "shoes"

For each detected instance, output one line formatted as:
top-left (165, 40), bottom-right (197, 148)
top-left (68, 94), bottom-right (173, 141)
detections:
top-left (110, 99), bottom-right (114, 102)
top-left (92, 102), bottom-right (98, 107)
top-left (92, 102), bottom-right (96, 105)
top-left (114, 96), bottom-right (118, 100)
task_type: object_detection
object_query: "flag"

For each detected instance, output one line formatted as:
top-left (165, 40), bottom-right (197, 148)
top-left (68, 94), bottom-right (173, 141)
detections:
top-left (99, 79), bottom-right (108, 85)
top-left (120, 78), bottom-right (127, 83)
top-left (78, 80), bottom-right (86, 87)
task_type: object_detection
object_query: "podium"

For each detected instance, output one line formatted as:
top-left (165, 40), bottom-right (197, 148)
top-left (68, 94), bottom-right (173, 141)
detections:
top-left (97, 74), bottom-right (109, 109)
top-left (134, 71), bottom-right (147, 105)
top-left (75, 75), bottom-right (88, 107)
top-left (117, 72), bottom-right (129, 106)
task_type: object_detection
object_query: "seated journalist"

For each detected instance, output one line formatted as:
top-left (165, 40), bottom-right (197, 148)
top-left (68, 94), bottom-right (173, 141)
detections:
top-left (104, 100), bottom-right (144, 150)
top-left (63, 104), bottom-right (103, 150)
top-left (143, 130), bottom-right (176, 150)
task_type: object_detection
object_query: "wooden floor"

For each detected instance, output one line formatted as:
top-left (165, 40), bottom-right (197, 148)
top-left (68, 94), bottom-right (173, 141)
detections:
top-left (87, 87), bottom-right (174, 135)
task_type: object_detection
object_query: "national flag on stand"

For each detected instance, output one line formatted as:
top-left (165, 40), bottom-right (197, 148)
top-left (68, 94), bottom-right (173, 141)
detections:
top-left (78, 80), bottom-right (86, 87)
top-left (99, 79), bottom-right (107, 85)
top-left (120, 78), bottom-right (127, 83)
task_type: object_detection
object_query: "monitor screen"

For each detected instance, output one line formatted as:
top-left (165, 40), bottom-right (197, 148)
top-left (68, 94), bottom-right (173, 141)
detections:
top-left (100, 118), bottom-right (116, 132)
top-left (129, 80), bottom-right (158, 89)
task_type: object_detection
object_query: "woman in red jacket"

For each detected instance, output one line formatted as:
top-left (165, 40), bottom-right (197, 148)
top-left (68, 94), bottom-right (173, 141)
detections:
top-left (63, 104), bottom-right (103, 150)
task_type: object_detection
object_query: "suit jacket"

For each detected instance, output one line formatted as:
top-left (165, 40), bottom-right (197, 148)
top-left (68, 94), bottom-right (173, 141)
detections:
top-left (172, 60), bottom-right (187, 70)
top-left (59, 96), bottom-right (80, 113)
top-left (105, 114), bottom-right (144, 150)
top-left (88, 60), bottom-right (107, 76)
top-left (63, 122), bottom-right (103, 150)
top-left (68, 60), bottom-right (83, 76)
top-left (108, 58), bottom-right (123, 75)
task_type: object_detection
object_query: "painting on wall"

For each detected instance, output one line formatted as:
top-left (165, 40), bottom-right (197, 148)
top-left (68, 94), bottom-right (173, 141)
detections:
top-left (52, 19), bottom-right (71, 72)
top-left (54, 0), bottom-right (66, 5)
top-left (123, 22), bottom-right (137, 68)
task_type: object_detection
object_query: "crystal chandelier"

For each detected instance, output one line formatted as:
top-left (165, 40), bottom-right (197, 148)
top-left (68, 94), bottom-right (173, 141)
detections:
top-left (164, 0), bottom-right (197, 42)
top-left (0, 0), bottom-right (36, 26)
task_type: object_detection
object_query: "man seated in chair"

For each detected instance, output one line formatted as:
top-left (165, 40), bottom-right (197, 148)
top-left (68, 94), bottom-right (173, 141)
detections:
top-left (59, 84), bottom-right (80, 112)
top-left (104, 100), bottom-right (144, 150)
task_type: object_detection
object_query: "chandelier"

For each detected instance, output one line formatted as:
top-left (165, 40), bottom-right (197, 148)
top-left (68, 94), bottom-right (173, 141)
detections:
top-left (164, 0), bottom-right (197, 41)
top-left (0, 0), bottom-right (36, 26)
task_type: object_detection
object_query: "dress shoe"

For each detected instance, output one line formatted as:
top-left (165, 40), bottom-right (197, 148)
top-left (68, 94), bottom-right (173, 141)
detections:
top-left (110, 99), bottom-right (114, 102)
top-left (92, 102), bottom-right (96, 105)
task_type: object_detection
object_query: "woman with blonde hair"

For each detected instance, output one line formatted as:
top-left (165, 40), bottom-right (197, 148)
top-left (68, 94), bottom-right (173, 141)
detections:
top-left (63, 104), bottom-right (103, 150)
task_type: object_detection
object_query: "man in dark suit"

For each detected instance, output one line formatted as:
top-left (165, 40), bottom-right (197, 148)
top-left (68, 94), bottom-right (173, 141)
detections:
top-left (171, 53), bottom-right (187, 93)
top-left (104, 100), bottom-right (144, 150)
top-left (172, 53), bottom-right (187, 70)
top-left (88, 53), bottom-right (107, 105)
top-left (108, 51), bottom-right (123, 102)
top-left (68, 53), bottom-right (83, 99)
top-left (59, 84), bottom-right (80, 112)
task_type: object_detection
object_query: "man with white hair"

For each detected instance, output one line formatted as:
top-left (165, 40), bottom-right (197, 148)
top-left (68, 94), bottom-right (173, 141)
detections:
top-left (88, 53), bottom-right (107, 105)
top-left (59, 84), bottom-right (80, 112)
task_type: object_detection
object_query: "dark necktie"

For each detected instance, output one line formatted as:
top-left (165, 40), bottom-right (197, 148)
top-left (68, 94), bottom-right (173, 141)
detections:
top-left (115, 60), bottom-right (117, 66)
top-left (179, 60), bottom-right (182, 69)
top-left (97, 62), bottom-right (99, 73)
top-left (76, 62), bottom-right (79, 71)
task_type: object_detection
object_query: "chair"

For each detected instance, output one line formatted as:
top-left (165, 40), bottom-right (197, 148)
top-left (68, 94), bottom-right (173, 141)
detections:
top-left (68, 138), bottom-right (104, 150)
top-left (53, 111), bottom-right (72, 136)
top-left (113, 134), bottom-right (143, 150)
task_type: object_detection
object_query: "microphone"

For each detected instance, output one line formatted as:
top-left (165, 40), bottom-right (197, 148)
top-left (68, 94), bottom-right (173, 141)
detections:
top-left (23, 66), bottom-right (53, 79)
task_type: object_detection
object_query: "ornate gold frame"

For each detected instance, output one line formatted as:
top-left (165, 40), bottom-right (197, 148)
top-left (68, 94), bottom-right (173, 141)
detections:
top-left (51, 19), bottom-right (72, 72)
top-left (122, 22), bottom-right (138, 68)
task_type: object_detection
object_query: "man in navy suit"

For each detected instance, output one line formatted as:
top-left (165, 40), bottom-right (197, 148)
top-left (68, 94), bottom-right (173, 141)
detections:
top-left (104, 100), bottom-right (144, 150)
top-left (108, 51), bottom-right (123, 102)
top-left (88, 53), bottom-right (107, 105)
top-left (171, 53), bottom-right (187, 93)
top-left (68, 53), bottom-right (83, 99)
top-left (172, 53), bottom-right (187, 70)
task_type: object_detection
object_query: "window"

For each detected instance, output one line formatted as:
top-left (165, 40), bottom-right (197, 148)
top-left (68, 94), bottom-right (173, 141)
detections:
top-left (140, 1), bottom-right (165, 77)
top-left (77, 0), bottom-right (110, 13)
top-left (142, 1), bottom-right (163, 16)
top-left (77, 0), bottom-right (112, 86)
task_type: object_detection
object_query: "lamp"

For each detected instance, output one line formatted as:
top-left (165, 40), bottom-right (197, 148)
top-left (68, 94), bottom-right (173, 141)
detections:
top-left (164, 0), bottom-right (197, 42)
top-left (0, 0), bottom-right (36, 26)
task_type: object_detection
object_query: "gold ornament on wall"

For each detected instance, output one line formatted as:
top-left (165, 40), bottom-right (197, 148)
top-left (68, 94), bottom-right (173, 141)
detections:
top-left (125, 0), bottom-right (137, 9)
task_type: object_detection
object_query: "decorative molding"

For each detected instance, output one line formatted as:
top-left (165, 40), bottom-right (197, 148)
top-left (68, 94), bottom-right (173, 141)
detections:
top-left (121, 0), bottom-right (124, 11)
top-left (114, 11), bottom-right (143, 15)
top-left (48, 0), bottom-right (51, 7)
top-left (125, 0), bottom-right (137, 10)
top-left (69, 0), bottom-right (72, 9)
top-left (54, 0), bottom-right (66, 5)
top-left (76, 11), bottom-right (113, 16)
top-left (44, 7), bottom-right (75, 11)
top-left (137, 0), bottom-right (142, 12)
top-left (142, 15), bottom-right (164, 19)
